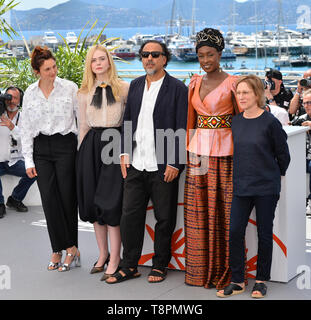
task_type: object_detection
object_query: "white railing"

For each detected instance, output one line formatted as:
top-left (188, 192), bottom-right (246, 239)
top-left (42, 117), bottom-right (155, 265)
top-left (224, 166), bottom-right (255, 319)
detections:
top-left (117, 69), bottom-right (305, 88)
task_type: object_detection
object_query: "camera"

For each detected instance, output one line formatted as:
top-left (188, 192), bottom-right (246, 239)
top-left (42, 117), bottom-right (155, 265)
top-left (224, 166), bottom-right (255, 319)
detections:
top-left (291, 116), bottom-right (306, 126)
top-left (10, 136), bottom-right (17, 147)
top-left (0, 93), bottom-right (12, 116)
top-left (263, 68), bottom-right (282, 91)
top-left (299, 77), bottom-right (311, 88)
top-left (262, 79), bottom-right (276, 90)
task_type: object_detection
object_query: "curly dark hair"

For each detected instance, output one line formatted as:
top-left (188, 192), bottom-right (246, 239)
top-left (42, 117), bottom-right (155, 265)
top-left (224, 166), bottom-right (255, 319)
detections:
top-left (138, 40), bottom-right (171, 68)
top-left (31, 46), bottom-right (56, 72)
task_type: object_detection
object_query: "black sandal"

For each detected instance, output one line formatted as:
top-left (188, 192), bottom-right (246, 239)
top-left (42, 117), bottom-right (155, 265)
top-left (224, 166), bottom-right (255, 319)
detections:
top-left (251, 282), bottom-right (267, 298)
top-left (148, 268), bottom-right (167, 283)
top-left (216, 283), bottom-right (245, 298)
top-left (105, 268), bottom-right (141, 284)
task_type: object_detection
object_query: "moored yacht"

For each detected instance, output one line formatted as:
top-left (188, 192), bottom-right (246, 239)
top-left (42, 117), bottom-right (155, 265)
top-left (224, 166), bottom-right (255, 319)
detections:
top-left (167, 34), bottom-right (197, 62)
top-left (43, 31), bottom-right (58, 50)
top-left (290, 54), bottom-right (309, 67)
top-left (221, 47), bottom-right (236, 60)
top-left (66, 32), bottom-right (78, 45)
top-left (106, 39), bottom-right (135, 59)
top-left (273, 54), bottom-right (291, 67)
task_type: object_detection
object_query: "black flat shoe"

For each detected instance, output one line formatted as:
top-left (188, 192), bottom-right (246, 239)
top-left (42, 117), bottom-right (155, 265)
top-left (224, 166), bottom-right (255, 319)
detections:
top-left (105, 268), bottom-right (141, 284)
top-left (252, 282), bottom-right (267, 298)
top-left (90, 253), bottom-right (110, 274)
top-left (148, 268), bottom-right (167, 283)
top-left (0, 204), bottom-right (6, 218)
top-left (217, 283), bottom-right (245, 298)
top-left (6, 196), bottom-right (28, 212)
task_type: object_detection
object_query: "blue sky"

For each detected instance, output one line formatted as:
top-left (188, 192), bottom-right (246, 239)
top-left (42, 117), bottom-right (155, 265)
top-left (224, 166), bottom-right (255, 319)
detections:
top-left (15, 0), bottom-right (68, 10)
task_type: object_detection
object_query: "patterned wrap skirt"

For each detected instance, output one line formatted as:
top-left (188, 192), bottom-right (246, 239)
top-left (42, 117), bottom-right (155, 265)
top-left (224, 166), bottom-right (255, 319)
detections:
top-left (184, 153), bottom-right (233, 289)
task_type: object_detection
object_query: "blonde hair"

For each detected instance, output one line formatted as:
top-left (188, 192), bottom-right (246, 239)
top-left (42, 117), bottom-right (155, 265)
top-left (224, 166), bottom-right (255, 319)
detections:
top-left (236, 74), bottom-right (266, 108)
top-left (79, 44), bottom-right (122, 101)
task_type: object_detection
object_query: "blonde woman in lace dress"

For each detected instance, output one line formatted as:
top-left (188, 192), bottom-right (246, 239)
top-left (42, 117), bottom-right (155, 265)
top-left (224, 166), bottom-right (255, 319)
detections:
top-left (77, 45), bottom-right (129, 280)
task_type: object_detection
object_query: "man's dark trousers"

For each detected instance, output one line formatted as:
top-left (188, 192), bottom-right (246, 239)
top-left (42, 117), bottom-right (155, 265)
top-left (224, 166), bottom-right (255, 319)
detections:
top-left (120, 166), bottom-right (179, 269)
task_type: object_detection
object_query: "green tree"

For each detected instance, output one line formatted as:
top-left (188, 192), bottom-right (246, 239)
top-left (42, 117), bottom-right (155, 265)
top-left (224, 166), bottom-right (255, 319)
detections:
top-left (0, 57), bottom-right (36, 91)
top-left (0, 0), bottom-right (19, 39)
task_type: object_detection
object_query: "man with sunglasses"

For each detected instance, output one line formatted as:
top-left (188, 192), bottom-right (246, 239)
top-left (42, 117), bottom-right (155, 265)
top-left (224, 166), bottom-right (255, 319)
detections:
top-left (106, 40), bottom-right (188, 284)
top-left (291, 89), bottom-right (311, 214)
top-left (0, 87), bottom-right (36, 218)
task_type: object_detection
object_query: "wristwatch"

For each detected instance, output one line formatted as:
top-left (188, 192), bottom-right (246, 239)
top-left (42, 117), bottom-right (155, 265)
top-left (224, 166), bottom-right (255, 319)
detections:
top-left (268, 98), bottom-right (274, 103)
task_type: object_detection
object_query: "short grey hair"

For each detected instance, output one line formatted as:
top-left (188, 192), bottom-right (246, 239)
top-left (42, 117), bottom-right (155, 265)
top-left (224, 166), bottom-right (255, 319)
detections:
top-left (303, 89), bottom-right (311, 99)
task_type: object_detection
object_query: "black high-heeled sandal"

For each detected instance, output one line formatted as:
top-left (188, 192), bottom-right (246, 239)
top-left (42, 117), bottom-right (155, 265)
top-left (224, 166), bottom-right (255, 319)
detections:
top-left (100, 265), bottom-right (121, 281)
top-left (90, 253), bottom-right (110, 274)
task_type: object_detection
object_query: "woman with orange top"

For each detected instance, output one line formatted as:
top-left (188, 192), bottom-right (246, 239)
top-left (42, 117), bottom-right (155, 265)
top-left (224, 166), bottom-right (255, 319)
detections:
top-left (184, 28), bottom-right (240, 290)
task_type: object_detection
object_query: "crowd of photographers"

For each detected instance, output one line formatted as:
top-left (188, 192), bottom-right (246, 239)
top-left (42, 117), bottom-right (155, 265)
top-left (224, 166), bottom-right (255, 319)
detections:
top-left (262, 68), bottom-right (311, 214)
top-left (0, 68), bottom-right (311, 218)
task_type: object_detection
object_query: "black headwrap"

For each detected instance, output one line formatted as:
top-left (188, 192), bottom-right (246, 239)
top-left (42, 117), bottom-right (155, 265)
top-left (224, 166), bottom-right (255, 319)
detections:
top-left (195, 28), bottom-right (225, 53)
top-left (90, 83), bottom-right (116, 109)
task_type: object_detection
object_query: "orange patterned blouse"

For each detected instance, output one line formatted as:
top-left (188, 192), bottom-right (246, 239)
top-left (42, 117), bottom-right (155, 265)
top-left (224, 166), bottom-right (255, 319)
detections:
top-left (186, 74), bottom-right (240, 157)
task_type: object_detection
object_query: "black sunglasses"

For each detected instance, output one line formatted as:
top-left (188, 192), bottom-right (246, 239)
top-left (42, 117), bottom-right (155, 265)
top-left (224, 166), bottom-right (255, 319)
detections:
top-left (140, 51), bottom-right (165, 59)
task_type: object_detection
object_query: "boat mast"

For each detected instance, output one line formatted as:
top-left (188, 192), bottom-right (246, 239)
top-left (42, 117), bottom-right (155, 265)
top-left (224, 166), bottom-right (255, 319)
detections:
top-left (254, 0), bottom-right (258, 69)
top-left (191, 0), bottom-right (196, 35)
top-left (277, 0), bottom-right (282, 59)
top-left (170, 0), bottom-right (176, 35)
top-left (232, 0), bottom-right (237, 33)
top-left (12, 11), bottom-right (31, 57)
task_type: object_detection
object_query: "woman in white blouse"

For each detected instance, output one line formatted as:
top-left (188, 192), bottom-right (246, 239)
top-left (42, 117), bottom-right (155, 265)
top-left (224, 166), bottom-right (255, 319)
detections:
top-left (21, 46), bottom-right (80, 271)
top-left (77, 45), bottom-right (129, 280)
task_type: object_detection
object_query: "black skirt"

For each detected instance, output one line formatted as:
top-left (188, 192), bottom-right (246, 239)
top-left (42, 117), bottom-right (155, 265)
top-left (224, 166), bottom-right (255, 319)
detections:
top-left (77, 127), bottom-right (123, 226)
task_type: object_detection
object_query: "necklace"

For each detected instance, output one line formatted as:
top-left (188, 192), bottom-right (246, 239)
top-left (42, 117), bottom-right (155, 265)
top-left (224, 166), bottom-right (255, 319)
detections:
top-left (99, 82), bottom-right (108, 88)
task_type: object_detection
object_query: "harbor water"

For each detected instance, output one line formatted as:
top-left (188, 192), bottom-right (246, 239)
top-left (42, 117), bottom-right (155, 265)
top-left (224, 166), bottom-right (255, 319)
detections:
top-left (2, 24), bottom-right (310, 82)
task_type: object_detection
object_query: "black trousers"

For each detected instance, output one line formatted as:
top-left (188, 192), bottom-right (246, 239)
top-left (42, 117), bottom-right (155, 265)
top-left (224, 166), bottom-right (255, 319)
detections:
top-left (229, 194), bottom-right (279, 283)
top-left (33, 133), bottom-right (78, 252)
top-left (120, 166), bottom-right (179, 269)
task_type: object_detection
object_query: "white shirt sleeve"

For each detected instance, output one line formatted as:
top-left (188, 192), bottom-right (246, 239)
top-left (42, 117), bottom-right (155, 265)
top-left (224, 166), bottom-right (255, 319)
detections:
top-left (269, 105), bottom-right (290, 126)
top-left (72, 82), bottom-right (79, 117)
top-left (20, 89), bottom-right (35, 169)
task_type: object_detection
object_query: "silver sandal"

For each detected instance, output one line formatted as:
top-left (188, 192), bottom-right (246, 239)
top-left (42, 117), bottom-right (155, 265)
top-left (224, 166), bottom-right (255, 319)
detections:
top-left (58, 250), bottom-right (81, 272)
top-left (47, 251), bottom-right (63, 271)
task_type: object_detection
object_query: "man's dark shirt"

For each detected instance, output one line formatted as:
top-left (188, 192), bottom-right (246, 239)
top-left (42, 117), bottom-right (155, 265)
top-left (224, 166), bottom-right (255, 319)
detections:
top-left (271, 86), bottom-right (293, 111)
